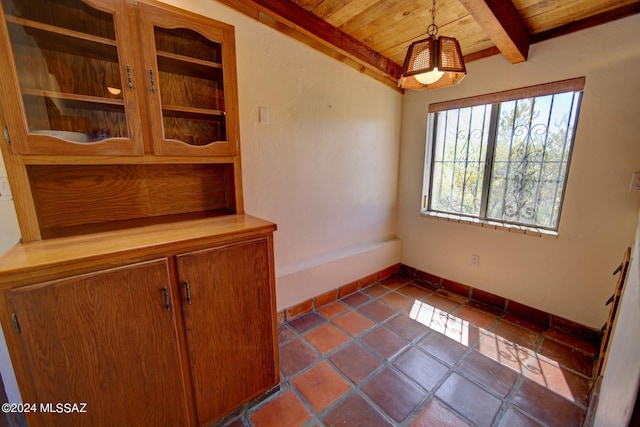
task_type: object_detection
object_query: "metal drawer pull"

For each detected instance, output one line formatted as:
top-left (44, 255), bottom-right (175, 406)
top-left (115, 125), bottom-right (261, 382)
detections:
top-left (149, 69), bottom-right (156, 94)
top-left (162, 287), bottom-right (170, 311)
top-left (184, 281), bottom-right (192, 304)
top-left (126, 64), bottom-right (133, 90)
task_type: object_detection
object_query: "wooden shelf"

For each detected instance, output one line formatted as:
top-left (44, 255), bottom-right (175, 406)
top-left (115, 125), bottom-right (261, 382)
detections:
top-left (6, 15), bottom-right (118, 61)
top-left (157, 52), bottom-right (222, 80)
top-left (40, 209), bottom-right (235, 240)
top-left (6, 15), bottom-right (117, 46)
top-left (22, 88), bottom-right (125, 110)
top-left (157, 50), bottom-right (221, 68)
top-left (27, 162), bottom-right (237, 238)
top-left (162, 105), bottom-right (225, 119)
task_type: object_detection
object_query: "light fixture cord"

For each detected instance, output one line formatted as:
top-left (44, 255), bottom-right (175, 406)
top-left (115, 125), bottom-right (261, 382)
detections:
top-left (427, 0), bottom-right (438, 36)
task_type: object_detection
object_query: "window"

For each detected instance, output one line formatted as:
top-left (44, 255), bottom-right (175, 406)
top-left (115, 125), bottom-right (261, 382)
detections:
top-left (423, 78), bottom-right (584, 231)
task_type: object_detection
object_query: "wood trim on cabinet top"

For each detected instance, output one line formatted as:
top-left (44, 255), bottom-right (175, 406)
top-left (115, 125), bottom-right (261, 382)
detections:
top-left (0, 214), bottom-right (276, 287)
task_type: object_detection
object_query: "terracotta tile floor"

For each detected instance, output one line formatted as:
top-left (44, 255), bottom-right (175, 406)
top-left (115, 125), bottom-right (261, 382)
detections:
top-left (228, 274), bottom-right (597, 427)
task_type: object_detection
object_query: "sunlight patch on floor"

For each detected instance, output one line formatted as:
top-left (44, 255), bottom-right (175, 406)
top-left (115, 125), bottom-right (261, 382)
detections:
top-left (409, 299), bottom-right (575, 402)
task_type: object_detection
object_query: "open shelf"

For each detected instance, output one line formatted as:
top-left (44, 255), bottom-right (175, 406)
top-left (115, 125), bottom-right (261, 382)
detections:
top-left (28, 162), bottom-right (237, 239)
top-left (40, 209), bottom-right (236, 239)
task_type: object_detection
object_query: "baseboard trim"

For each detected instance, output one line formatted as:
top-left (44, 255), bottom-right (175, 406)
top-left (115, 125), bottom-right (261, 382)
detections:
top-left (278, 262), bottom-right (602, 349)
top-left (399, 264), bottom-right (602, 347)
top-left (583, 375), bottom-right (602, 427)
top-left (277, 264), bottom-right (400, 324)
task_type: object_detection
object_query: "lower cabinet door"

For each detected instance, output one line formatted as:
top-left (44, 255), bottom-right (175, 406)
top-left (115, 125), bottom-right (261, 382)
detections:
top-left (177, 238), bottom-right (277, 425)
top-left (10, 259), bottom-right (190, 427)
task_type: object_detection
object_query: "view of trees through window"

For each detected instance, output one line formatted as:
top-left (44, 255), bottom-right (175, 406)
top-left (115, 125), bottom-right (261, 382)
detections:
top-left (427, 90), bottom-right (582, 230)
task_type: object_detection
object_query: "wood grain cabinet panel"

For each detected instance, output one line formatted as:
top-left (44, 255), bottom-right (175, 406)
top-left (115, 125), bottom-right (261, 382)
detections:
top-left (10, 259), bottom-right (190, 427)
top-left (177, 238), bottom-right (278, 424)
top-left (0, 218), bottom-right (279, 427)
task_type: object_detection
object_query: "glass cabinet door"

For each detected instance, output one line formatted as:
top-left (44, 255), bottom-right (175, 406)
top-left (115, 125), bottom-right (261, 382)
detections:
top-left (139, 2), bottom-right (238, 157)
top-left (0, 0), bottom-right (143, 155)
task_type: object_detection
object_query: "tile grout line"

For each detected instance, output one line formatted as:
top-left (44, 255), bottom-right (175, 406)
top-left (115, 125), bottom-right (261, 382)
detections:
top-left (330, 285), bottom-right (490, 426)
top-left (285, 285), bottom-right (429, 426)
top-left (260, 274), bottom-right (594, 427)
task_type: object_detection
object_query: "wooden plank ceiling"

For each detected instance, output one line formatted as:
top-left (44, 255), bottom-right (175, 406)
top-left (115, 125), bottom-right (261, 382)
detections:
top-left (217, 0), bottom-right (640, 91)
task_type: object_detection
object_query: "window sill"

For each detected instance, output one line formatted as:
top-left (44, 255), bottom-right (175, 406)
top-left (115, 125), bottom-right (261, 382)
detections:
top-left (421, 211), bottom-right (558, 239)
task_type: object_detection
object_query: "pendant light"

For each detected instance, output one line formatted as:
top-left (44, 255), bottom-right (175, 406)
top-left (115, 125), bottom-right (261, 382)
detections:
top-left (399, 0), bottom-right (466, 90)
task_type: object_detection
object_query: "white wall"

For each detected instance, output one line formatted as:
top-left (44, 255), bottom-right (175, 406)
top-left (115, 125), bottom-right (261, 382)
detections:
top-left (594, 209), bottom-right (640, 426)
top-left (0, 148), bottom-right (22, 404)
top-left (155, 0), bottom-right (404, 309)
top-left (0, 149), bottom-right (20, 254)
top-left (397, 15), bottom-right (640, 328)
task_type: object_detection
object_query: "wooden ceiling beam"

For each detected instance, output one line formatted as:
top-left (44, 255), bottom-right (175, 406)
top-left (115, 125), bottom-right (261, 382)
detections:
top-left (530, 3), bottom-right (640, 44)
top-left (216, 0), bottom-right (403, 87)
top-left (457, 0), bottom-right (530, 64)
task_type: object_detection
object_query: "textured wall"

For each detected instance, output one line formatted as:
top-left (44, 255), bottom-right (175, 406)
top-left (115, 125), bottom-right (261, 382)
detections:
top-left (397, 14), bottom-right (640, 328)
top-left (0, 147), bottom-right (21, 404)
top-left (0, 149), bottom-right (20, 254)
top-left (159, 0), bottom-right (403, 309)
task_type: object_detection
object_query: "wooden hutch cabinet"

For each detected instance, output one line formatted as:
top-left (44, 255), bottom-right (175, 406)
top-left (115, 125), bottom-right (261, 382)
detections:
top-left (0, 0), bottom-right (279, 426)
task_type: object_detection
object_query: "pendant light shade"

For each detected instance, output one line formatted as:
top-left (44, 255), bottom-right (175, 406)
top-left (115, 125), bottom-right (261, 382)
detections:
top-left (398, 0), bottom-right (466, 90)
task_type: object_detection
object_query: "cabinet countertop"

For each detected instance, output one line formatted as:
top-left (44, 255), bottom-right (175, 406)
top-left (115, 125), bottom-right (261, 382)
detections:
top-left (0, 214), bottom-right (276, 286)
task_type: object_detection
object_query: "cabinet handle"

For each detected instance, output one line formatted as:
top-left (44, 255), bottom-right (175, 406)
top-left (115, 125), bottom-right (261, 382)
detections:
top-left (149, 69), bottom-right (156, 94)
top-left (126, 64), bottom-right (133, 90)
top-left (11, 313), bottom-right (20, 334)
top-left (162, 287), bottom-right (170, 311)
top-left (3, 125), bottom-right (9, 145)
top-left (183, 281), bottom-right (192, 305)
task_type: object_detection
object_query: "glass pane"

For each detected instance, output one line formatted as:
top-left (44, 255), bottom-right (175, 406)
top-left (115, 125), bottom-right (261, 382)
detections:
top-left (429, 105), bottom-right (491, 216)
top-left (486, 92), bottom-right (581, 228)
top-left (3, 0), bottom-right (128, 143)
top-left (154, 26), bottom-right (226, 146)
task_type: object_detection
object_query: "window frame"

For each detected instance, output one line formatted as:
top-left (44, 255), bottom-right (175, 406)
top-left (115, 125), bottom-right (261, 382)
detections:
top-left (421, 77), bottom-right (585, 233)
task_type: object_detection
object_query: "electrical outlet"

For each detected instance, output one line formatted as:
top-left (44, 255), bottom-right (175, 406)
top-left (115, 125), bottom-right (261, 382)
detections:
top-left (471, 254), bottom-right (480, 267)
top-left (630, 172), bottom-right (640, 192)
top-left (0, 177), bottom-right (11, 201)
